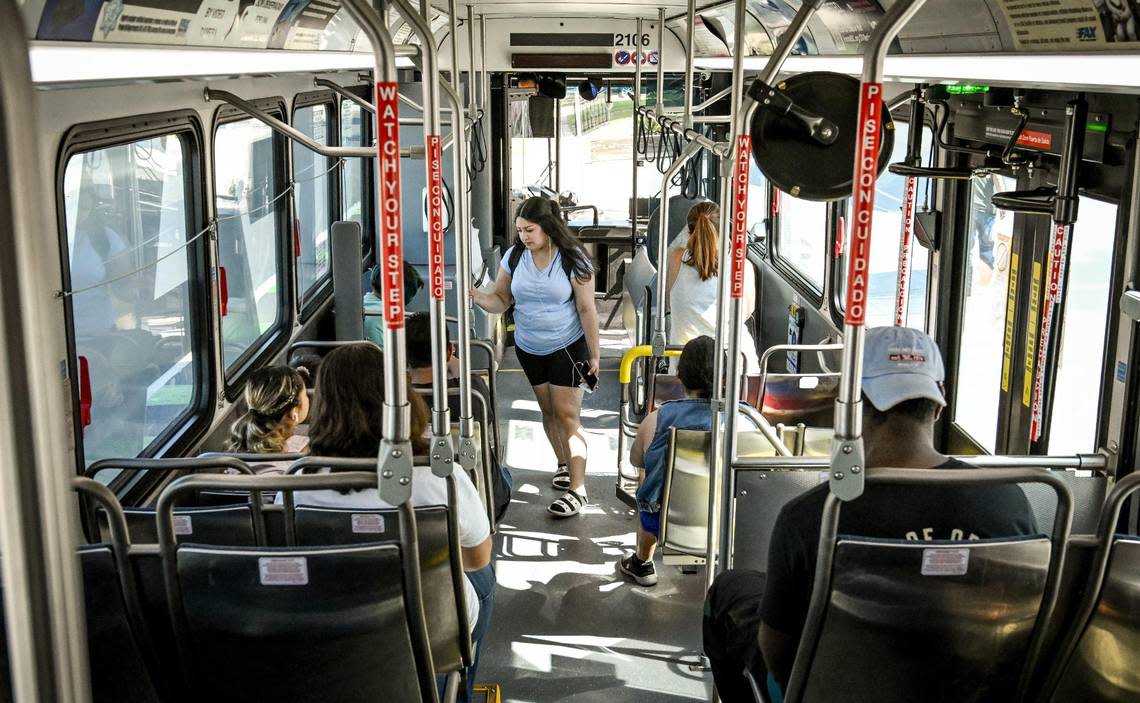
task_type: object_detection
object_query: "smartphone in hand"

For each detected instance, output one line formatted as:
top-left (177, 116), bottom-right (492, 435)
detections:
top-left (575, 361), bottom-right (599, 393)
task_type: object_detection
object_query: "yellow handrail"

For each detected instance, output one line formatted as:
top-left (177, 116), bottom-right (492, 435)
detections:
top-left (619, 345), bottom-right (681, 384)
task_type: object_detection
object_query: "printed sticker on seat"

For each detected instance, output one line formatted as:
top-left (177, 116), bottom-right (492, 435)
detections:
top-left (352, 513), bottom-right (385, 534)
top-left (173, 515), bottom-right (193, 536)
top-left (921, 548), bottom-right (969, 576)
top-left (259, 556), bottom-right (309, 586)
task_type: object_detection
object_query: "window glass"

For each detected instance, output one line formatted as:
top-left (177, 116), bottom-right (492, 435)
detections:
top-left (747, 160), bottom-right (768, 249)
top-left (341, 100), bottom-right (365, 232)
top-left (837, 121), bottom-right (932, 327)
top-left (776, 192), bottom-right (827, 290)
top-left (954, 173), bottom-right (1018, 452)
top-left (510, 79), bottom-right (687, 223)
top-left (293, 104), bottom-right (332, 299)
top-left (1048, 197), bottom-right (1117, 453)
top-left (215, 118), bottom-right (283, 371)
top-left (63, 134), bottom-right (199, 477)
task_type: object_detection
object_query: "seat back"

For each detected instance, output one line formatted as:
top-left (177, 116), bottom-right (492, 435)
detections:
top-left (1047, 472), bottom-right (1140, 702)
top-left (1020, 469), bottom-right (1108, 535)
top-left (659, 430), bottom-right (777, 564)
top-left (116, 505), bottom-right (259, 546)
top-left (799, 536), bottom-right (1052, 703)
top-left (174, 543), bottom-right (424, 702)
top-left (732, 466), bottom-right (826, 571)
top-left (158, 472), bottom-right (437, 703)
top-left (785, 467), bottom-right (1073, 703)
top-left (294, 504), bottom-right (468, 674)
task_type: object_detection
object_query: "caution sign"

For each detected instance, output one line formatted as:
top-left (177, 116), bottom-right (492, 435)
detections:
top-left (843, 82), bottom-right (884, 326)
top-left (730, 134), bottom-right (752, 299)
top-left (614, 50), bottom-right (632, 65)
top-left (1030, 222), bottom-right (1073, 439)
top-left (1023, 261), bottom-right (1042, 408)
top-left (426, 134), bottom-right (446, 301)
top-left (1001, 253), bottom-right (1020, 393)
top-left (894, 175), bottom-right (918, 326)
top-left (376, 81), bottom-right (406, 329)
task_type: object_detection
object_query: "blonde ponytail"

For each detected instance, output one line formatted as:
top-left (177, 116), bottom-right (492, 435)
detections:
top-left (684, 202), bottom-right (720, 281)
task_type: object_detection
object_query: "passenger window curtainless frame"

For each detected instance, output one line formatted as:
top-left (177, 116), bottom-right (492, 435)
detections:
top-left (770, 184), bottom-right (828, 308)
top-left (55, 110), bottom-right (215, 497)
top-left (212, 98), bottom-right (294, 400)
top-left (293, 90), bottom-right (339, 321)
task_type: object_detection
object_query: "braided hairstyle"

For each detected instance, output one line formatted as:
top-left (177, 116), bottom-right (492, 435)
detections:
top-left (227, 366), bottom-right (307, 453)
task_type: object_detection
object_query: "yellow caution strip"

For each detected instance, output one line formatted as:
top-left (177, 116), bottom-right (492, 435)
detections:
top-left (473, 684), bottom-right (501, 703)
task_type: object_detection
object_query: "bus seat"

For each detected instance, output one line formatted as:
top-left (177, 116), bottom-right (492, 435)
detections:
top-left (1046, 472), bottom-right (1140, 703)
top-left (760, 374), bottom-right (838, 427)
top-left (784, 467), bottom-right (1071, 703)
top-left (800, 427), bottom-right (831, 457)
top-left (114, 505), bottom-right (259, 546)
top-left (645, 195), bottom-right (706, 266)
top-left (1019, 469), bottom-right (1108, 535)
top-left (172, 543), bottom-right (426, 702)
top-left (294, 503), bottom-right (471, 676)
top-left (791, 535), bottom-right (1052, 702)
top-left (659, 430), bottom-right (778, 565)
top-left (732, 467), bottom-right (826, 572)
top-left (157, 473), bottom-right (436, 703)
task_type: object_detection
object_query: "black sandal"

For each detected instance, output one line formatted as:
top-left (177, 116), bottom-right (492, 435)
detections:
top-left (547, 489), bottom-right (587, 518)
top-left (552, 464), bottom-right (571, 491)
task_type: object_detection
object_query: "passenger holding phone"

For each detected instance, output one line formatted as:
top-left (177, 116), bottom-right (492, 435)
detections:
top-left (470, 197), bottom-right (600, 517)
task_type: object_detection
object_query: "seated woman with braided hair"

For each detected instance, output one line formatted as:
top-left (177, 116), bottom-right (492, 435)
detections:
top-left (226, 365), bottom-right (310, 473)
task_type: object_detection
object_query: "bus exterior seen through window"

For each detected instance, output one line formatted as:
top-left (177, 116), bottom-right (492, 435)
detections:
top-left (293, 104), bottom-right (332, 302)
top-left (63, 134), bottom-right (199, 478)
top-left (215, 118), bottom-right (283, 372)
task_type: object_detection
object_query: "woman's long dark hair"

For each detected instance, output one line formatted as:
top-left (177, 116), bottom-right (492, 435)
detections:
top-left (308, 344), bottom-right (429, 459)
top-left (514, 196), bottom-right (593, 283)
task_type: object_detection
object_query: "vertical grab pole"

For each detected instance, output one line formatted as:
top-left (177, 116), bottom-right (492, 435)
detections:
top-left (390, 0), bottom-right (455, 477)
top-left (650, 0), bottom-right (699, 356)
top-left (341, 3), bottom-right (439, 700)
top-left (894, 89), bottom-right (925, 326)
top-left (682, 0), bottom-right (696, 130)
top-left (478, 14), bottom-right (487, 111)
top-left (709, 0), bottom-right (826, 583)
top-left (833, 0), bottom-right (930, 502)
top-left (655, 7), bottom-right (665, 114)
top-left (631, 17), bottom-right (643, 227)
top-left (447, 0), bottom-right (479, 474)
top-left (466, 4), bottom-right (477, 111)
top-left (1030, 97), bottom-right (1087, 443)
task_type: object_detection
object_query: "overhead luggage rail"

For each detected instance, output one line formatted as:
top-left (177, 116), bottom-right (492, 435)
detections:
top-left (1045, 471), bottom-right (1140, 702)
top-left (784, 467), bottom-right (1073, 703)
top-left (154, 471), bottom-right (439, 702)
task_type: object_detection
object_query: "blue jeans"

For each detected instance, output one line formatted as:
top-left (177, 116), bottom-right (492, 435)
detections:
top-left (437, 563), bottom-right (497, 702)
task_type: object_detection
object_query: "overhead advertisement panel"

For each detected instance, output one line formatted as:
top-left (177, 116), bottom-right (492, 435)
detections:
top-left (996, 0), bottom-right (1140, 49)
top-left (33, 0), bottom-right (350, 48)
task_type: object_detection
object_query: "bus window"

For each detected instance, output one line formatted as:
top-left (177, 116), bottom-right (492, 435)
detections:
top-left (775, 192), bottom-right (827, 291)
top-left (836, 120), bottom-right (932, 328)
top-left (1048, 196), bottom-right (1117, 453)
top-left (747, 161), bottom-right (768, 251)
top-left (63, 134), bottom-right (200, 476)
top-left (293, 104), bottom-right (332, 304)
top-left (953, 173), bottom-right (1017, 453)
top-left (341, 100), bottom-right (366, 257)
top-left (215, 118), bottom-right (285, 372)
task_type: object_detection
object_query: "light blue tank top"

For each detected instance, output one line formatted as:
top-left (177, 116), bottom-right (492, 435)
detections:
top-left (501, 246), bottom-right (586, 355)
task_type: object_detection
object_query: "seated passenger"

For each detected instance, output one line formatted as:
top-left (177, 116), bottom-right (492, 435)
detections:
top-left (702, 326), bottom-right (1038, 702)
top-left (363, 261), bottom-right (424, 348)
top-left (226, 366), bottom-right (310, 472)
top-left (618, 336), bottom-right (759, 587)
top-left (405, 312), bottom-right (512, 521)
top-left (666, 202), bottom-right (760, 373)
top-left (295, 343), bottom-right (494, 702)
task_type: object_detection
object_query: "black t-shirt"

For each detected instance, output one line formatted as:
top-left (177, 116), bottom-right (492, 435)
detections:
top-left (758, 459), bottom-right (1039, 647)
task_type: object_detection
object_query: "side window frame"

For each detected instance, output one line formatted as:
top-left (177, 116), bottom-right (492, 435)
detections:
top-left (55, 110), bottom-right (215, 487)
top-left (212, 98), bottom-right (294, 399)
top-left (293, 90), bottom-right (339, 321)
top-left (770, 186), bottom-right (828, 307)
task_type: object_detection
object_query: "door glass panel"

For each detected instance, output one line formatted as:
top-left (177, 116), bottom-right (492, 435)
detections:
top-left (953, 174), bottom-right (1017, 452)
top-left (293, 104), bottom-right (332, 299)
top-left (215, 118), bottom-right (283, 372)
top-left (1048, 197), bottom-right (1117, 453)
top-left (63, 134), bottom-right (199, 476)
top-left (776, 192), bottom-right (827, 291)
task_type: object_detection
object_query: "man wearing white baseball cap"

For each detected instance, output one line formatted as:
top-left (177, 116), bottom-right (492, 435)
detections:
top-left (702, 326), bottom-right (1038, 702)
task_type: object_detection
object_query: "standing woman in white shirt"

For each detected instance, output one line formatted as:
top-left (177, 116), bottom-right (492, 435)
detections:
top-left (470, 197), bottom-right (600, 518)
top-left (666, 202), bottom-right (760, 373)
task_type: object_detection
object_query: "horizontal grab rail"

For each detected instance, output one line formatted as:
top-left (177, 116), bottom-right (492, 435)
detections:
top-left (733, 452), bottom-right (1108, 472)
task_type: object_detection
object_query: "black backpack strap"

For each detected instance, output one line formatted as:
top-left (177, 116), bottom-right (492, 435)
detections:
top-left (507, 245), bottom-right (525, 275)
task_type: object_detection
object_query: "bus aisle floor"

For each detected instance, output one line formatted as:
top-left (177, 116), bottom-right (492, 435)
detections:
top-left (479, 320), bottom-right (714, 702)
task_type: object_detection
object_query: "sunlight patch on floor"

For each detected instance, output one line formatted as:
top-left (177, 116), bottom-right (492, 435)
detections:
top-left (505, 419), bottom-right (621, 475)
top-left (495, 559), bottom-right (619, 590)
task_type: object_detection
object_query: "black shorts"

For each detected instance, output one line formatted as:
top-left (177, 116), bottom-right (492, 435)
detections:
top-left (515, 335), bottom-right (590, 388)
